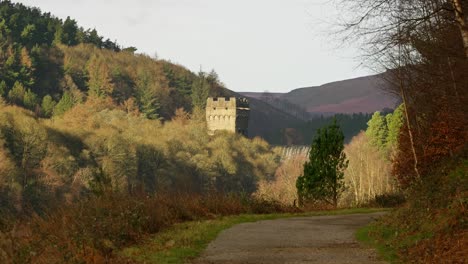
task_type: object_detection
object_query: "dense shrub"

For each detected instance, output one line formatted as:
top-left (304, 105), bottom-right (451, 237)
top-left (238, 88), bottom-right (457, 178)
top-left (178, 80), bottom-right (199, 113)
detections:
top-left (372, 193), bottom-right (406, 208)
top-left (256, 132), bottom-right (400, 208)
top-left (0, 102), bottom-right (279, 214)
top-left (255, 155), bottom-right (306, 206)
top-left (367, 158), bottom-right (467, 263)
top-left (0, 193), bottom-right (298, 263)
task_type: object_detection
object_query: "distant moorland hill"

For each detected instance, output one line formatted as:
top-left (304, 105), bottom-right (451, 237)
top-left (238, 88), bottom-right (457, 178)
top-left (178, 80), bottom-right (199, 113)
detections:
top-left (238, 74), bottom-right (398, 145)
top-left (240, 73), bottom-right (399, 115)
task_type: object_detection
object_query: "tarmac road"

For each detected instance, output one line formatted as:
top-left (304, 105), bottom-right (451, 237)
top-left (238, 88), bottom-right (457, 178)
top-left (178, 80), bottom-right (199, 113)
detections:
top-left (193, 212), bottom-right (387, 264)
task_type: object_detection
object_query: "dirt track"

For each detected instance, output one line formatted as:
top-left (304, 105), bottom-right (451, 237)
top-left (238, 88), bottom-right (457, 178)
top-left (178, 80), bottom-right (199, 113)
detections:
top-left (193, 212), bottom-right (387, 264)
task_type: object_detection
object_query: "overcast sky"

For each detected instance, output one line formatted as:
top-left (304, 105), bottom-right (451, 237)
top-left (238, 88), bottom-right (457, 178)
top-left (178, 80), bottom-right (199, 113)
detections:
top-left (15, 0), bottom-right (371, 93)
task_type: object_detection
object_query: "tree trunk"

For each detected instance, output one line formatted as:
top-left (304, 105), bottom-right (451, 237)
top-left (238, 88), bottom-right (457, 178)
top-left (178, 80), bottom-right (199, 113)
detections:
top-left (400, 85), bottom-right (421, 180)
top-left (447, 57), bottom-right (461, 103)
top-left (396, 16), bottom-right (421, 180)
top-left (333, 189), bottom-right (338, 209)
top-left (453, 0), bottom-right (468, 58)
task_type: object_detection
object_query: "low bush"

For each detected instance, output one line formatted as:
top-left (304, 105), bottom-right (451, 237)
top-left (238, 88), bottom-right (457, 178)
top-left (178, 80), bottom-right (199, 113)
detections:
top-left (372, 193), bottom-right (406, 208)
top-left (0, 192), bottom-right (298, 263)
top-left (365, 158), bottom-right (467, 263)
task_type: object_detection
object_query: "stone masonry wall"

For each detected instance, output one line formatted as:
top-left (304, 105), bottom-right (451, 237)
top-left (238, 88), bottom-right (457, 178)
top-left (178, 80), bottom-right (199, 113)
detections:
top-left (206, 97), bottom-right (249, 136)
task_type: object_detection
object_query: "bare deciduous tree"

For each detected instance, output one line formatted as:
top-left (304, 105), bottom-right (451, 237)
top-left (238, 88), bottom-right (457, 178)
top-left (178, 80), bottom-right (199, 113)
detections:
top-left (336, 0), bottom-right (468, 184)
top-left (341, 132), bottom-right (396, 206)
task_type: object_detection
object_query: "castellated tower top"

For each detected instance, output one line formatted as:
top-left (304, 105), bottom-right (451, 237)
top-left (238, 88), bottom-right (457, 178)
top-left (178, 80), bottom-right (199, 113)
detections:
top-left (206, 97), bottom-right (250, 136)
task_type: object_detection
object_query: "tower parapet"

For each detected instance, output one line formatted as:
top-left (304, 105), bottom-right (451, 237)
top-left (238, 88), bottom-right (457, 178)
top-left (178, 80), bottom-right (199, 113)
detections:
top-left (206, 97), bottom-right (250, 136)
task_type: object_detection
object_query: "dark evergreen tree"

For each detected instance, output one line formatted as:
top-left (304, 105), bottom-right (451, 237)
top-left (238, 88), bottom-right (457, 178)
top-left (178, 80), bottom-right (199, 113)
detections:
top-left (0, 19), bottom-right (10, 42)
top-left (0, 80), bottom-right (7, 97)
top-left (136, 71), bottom-right (160, 120)
top-left (191, 70), bottom-right (210, 111)
top-left (296, 118), bottom-right (348, 208)
top-left (54, 16), bottom-right (78, 46)
top-left (20, 24), bottom-right (36, 45)
top-left (84, 28), bottom-right (102, 47)
top-left (122, 46), bottom-right (137, 53)
top-left (138, 88), bottom-right (160, 120)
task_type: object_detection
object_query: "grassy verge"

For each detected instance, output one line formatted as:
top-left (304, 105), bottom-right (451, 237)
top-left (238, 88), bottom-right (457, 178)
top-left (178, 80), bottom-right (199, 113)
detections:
top-left (121, 208), bottom-right (387, 264)
top-left (355, 159), bottom-right (467, 264)
top-left (355, 222), bottom-right (399, 263)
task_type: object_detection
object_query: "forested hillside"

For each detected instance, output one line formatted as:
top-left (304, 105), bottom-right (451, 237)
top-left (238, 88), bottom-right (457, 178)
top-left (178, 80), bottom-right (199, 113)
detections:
top-left (0, 0), bottom-right (329, 146)
top-left (0, 0), bottom-right (230, 121)
top-left (0, 1), bottom-right (287, 211)
top-left (0, 101), bottom-right (279, 213)
top-left (0, 4), bottom-right (295, 262)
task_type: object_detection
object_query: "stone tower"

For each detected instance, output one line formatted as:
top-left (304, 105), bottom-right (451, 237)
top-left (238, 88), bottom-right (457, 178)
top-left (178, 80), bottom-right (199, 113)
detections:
top-left (206, 97), bottom-right (249, 136)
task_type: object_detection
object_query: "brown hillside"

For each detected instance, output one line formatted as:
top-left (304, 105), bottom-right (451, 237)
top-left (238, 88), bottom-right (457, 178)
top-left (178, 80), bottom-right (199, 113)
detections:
top-left (240, 73), bottom-right (399, 114)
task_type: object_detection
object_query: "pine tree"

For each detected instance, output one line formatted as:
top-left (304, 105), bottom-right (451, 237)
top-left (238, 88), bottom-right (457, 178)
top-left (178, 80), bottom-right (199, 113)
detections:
top-left (386, 104), bottom-right (404, 149)
top-left (0, 81), bottom-right (7, 97)
top-left (7, 81), bottom-right (25, 105)
top-left (54, 16), bottom-right (79, 46)
top-left (366, 111), bottom-right (388, 151)
top-left (23, 89), bottom-right (38, 110)
top-left (20, 24), bottom-right (36, 45)
top-left (296, 117), bottom-right (348, 208)
top-left (138, 92), bottom-right (160, 120)
top-left (136, 71), bottom-right (160, 120)
top-left (53, 92), bottom-right (74, 116)
top-left (19, 47), bottom-right (34, 87)
top-left (86, 54), bottom-right (114, 98)
top-left (0, 19), bottom-right (10, 41)
top-left (41, 95), bottom-right (56, 117)
top-left (4, 46), bottom-right (20, 84)
top-left (84, 28), bottom-right (103, 47)
top-left (191, 70), bottom-right (210, 112)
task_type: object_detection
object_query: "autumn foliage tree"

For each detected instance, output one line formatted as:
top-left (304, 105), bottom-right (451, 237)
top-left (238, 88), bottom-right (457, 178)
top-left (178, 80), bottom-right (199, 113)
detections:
top-left (0, 1), bottom-right (228, 122)
top-left (338, 1), bottom-right (468, 262)
top-left (338, 0), bottom-right (468, 186)
top-left (342, 132), bottom-right (396, 206)
top-left (255, 154), bottom-right (307, 205)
